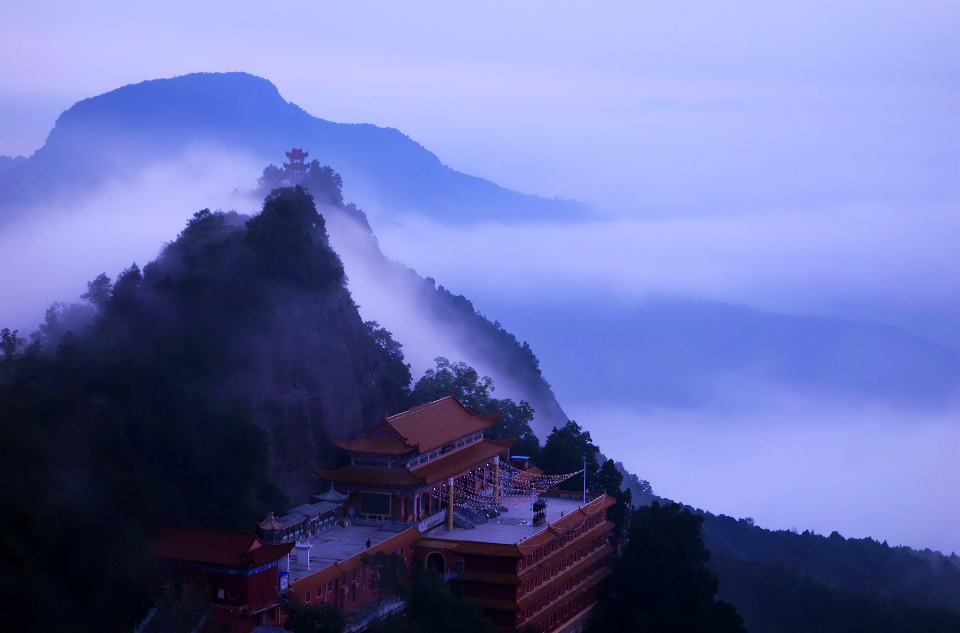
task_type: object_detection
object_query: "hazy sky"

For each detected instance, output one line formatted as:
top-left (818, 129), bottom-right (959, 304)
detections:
top-left (2, 1), bottom-right (957, 340)
top-left (2, 1), bottom-right (957, 211)
top-left (2, 1), bottom-right (958, 551)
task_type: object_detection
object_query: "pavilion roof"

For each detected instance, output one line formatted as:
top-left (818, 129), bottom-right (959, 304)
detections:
top-left (385, 395), bottom-right (500, 453)
top-left (149, 525), bottom-right (293, 568)
top-left (316, 437), bottom-right (513, 489)
top-left (410, 437), bottom-right (514, 485)
top-left (330, 434), bottom-right (413, 455)
top-left (285, 148), bottom-right (308, 158)
top-left (258, 511), bottom-right (285, 531)
top-left (330, 396), bottom-right (501, 457)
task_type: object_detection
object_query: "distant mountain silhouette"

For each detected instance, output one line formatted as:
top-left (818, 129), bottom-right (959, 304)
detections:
top-left (497, 296), bottom-right (960, 410)
top-left (0, 72), bottom-right (587, 223)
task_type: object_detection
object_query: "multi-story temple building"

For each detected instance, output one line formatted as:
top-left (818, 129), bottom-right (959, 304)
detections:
top-left (283, 148), bottom-right (308, 183)
top-left (147, 396), bottom-right (615, 633)
top-left (316, 395), bottom-right (513, 526)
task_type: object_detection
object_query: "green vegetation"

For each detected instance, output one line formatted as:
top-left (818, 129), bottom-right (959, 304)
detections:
top-left (367, 567), bottom-right (494, 633)
top-left (425, 283), bottom-right (566, 428)
top-left (702, 513), bottom-right (960, 612)
top-left (0, 186), bottom-right (357, 631)
top-left (537, 420), bottom-right (599, 491)
top-left (284, 602), bottom-right (347, 633)
top-left (365, 321), bottom-right (413, 409)
top-left (711, 554), bottom-right (960, 633)
top-left (360, 551), bottom-right (409, 607)
top-left (410, 357), bottom-right (540, 457)
top-left (589, 501), bottom-right (746, 633)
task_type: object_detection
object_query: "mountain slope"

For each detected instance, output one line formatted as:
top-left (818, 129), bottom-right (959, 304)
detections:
top-left (314, 183), bottom-right (569, 434)
top-left (0, 72), bottom-right (586, 223)
top-left (0, 187), bottom-right (410, 630)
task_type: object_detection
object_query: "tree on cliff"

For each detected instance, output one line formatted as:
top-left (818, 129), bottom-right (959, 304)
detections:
top-left (588, 501), bottom-right (745, 633)
top-left (410, 357), bottom-right (540, 457)
top-left (366, 321), bottom-right (413, 410)
top-left (536, 420), bottom-right (599, 492)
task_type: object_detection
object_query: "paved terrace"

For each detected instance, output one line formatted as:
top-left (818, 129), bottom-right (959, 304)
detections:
top-left (431, 496), bottom-right (592, 545)
top-left (284, 524), bottom-right (398, 583)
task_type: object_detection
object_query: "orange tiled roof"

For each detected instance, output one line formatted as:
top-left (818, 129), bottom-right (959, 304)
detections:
top-left (513, 466), bottom-right (543, 484)
top-left (410, 437), bottom-right (514, 485)
top-left (149, 526), bottom-right (293, 568)
top-left (258, 511), bottom-right (285, 531)
top-left (384, 396), bottom-right (500, 454)
top-left (330, 435), bottom-right (413, 455)
top-left (316, 438), bottom-right (513, 488)
top-left (329, 396), bottom-right (501, 457)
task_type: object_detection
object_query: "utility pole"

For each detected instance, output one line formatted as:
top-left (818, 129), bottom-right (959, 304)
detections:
top-left (583, 455), bottom-right (587, 504)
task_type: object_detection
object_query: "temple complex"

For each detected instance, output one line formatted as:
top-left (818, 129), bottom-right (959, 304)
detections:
top-left (147, 396), bottom-right (615, 633)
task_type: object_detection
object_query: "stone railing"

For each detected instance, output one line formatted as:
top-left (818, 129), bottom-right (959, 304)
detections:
top-left (416, 510), bottom-right (446, 532)
top-left (345, 597), bottom-right (406, 632)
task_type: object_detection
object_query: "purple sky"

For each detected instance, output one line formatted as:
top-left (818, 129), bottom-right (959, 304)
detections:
top-left (2, 1), bottom-right (957, 345)
top-left (1, 1), bottom-right (958, 552)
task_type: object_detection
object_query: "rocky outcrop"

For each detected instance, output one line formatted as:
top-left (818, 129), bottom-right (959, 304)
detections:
top-left (238, 288), bottom-right (395, 504)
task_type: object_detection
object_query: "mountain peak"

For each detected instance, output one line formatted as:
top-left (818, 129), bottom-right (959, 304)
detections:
top-left (1, 72), bottom-right (588, 224)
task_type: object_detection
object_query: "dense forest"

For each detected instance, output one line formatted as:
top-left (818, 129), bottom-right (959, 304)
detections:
top-left (0, 186), bottom-right (390, 630)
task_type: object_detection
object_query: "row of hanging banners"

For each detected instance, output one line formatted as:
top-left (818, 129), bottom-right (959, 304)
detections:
top-left (424, 457), bottom-right (583, 511)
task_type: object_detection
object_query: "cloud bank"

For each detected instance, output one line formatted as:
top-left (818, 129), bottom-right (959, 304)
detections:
top-left (372, 201), bottom-right (960, 350)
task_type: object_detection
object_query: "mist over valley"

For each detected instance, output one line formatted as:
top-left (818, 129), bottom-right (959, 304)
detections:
top-left (1, 14), bottom-right (958, 625)
top-left (1, 73), bottom-right (957, 557)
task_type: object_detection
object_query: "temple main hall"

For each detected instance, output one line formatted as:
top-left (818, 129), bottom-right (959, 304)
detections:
top-left (317, 395), bottom-right (514, 526)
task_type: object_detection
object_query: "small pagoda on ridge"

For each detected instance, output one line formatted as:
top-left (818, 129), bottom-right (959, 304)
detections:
top-left (283, 148), bottom-right (309, 183)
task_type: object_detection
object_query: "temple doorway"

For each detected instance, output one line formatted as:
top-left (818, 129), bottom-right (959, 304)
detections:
top-left (426, 552), bottom-right (445, 575)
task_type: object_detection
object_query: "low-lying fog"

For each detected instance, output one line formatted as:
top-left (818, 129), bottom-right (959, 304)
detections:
top-left (1, 151), bottom-right (956, 556)
top-left (0, 148), bottom-right (263, 335)
top-left (368, 204), bottom-right (959, 554)
top-left (581, 402), bottom-right (959, 555)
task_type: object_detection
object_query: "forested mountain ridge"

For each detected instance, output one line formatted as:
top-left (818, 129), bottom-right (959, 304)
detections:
top-left (0, 72), bottom-right (586, 223)
top-left (0, 186), bottom-right (416, 630)
top-left (703, 513), bottom-right (960, 612)
top-left (296, 163), bottom-right (569, 434)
